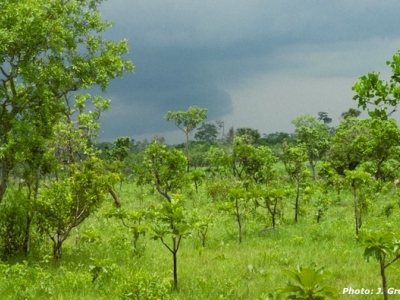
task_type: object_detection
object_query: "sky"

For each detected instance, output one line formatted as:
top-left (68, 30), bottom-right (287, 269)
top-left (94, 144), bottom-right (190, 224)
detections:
top-left (97, 0), bottom-right (400, 144)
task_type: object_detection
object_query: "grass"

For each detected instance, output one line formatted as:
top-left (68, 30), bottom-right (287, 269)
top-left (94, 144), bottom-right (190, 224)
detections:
top-left (1, 179), bottom-right (400, 299)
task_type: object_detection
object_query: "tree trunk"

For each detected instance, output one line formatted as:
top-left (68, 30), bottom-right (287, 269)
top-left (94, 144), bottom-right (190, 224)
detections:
top-left (353, 186), bottom-right (360, 236)
top-left (294, 178), bottom-right (300, 223)
top-left (380, 256), bottom-right (388, 300)
top-left (185, 132), bottom-right (190, 172)
top-left (235, 199), bottom-right (242, 243)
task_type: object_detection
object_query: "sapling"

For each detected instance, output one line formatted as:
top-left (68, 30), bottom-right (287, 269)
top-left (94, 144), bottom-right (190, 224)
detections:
top-left (344, 169), bottom-right (372, 236)
top-left (151, 195), bottom-right (192, 289)
top-left (362, 231), bottom-right (400, 300)
top-left (283, 144), bottom-right (309, 222)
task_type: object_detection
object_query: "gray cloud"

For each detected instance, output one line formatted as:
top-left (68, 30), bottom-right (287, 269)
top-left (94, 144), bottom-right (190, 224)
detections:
top-left (97, 0), bottom-right (400, 142)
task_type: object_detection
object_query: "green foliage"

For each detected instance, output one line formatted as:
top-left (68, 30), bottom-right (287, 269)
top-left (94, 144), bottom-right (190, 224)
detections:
top-left (0, 189), bottom-right (32, 258)
top-left (165, 106), bottom-right (208, 135)
top-left (352, 50), bottom-right (400, 119)
top-left (206, 179), bottom-right (232, 201)
top-left (151, 195), bottom-right (193, 289)
top-left (251, 183), bottom-right (288, 228)
top-left (0, 0), bottom-right (132, 203)
top-left (232, 137), bottom-right (277, 184)
top-left (107, 136), bottom-right (131, 162)
top-left (136, 143), bottom-right (187, 202)
top-left (236, 127), bottom-right (261, 145)
top-left (187, 169), bottom-right (205, 192)
top-left (274, 264), bottom-right (338, 299)
top-left (362, 231), bottom-right (400, 263)
top-left (292, 114), bottom-right (330, 179)
top-left (362, 231), bottom-right (400, 300)
top-left (165, 106), bottom-right (207, 171)
top-left (36, 157), bottom-right (115, 259)
top-left (194, 122), bottom-right (218, 143)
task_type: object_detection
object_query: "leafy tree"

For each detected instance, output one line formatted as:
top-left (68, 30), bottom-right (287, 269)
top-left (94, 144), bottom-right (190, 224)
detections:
top-left (37, 157), bottom-right (118, 260)
top-left (344, 170), bottom-right (372, 236)
top-left (329, 118), bottom-right (400, 180)
top-left (231, 136), bottom-right (277, 185)
top-left (217, 185), bottom-right (252, 244)
top-left (107, 137), bottom-right (131, 162)
top-left (151, 195), bottom-right (192, 290)
top-left (0, 0), bottom-right (132, 203)
top-left (362, 231), bottom-right (400, 300)
top-left (236, 127), bottom-right (261, 145)
top-left (251, 183), bottom-right (287, 229)
top-left (341, 108), bottom-right (361, 120)
top-left (292, 115), bottom-right (330, 180)
top-left (104, 207), bottom-right (149, 254)
top-left (317, 112), bottom-right (332, 124)
top-left (136, 143), bottom-right (187, 202)
top-left (194, 122), bottom-right (218, 143)
top-left (165, 106), bottom-right (207, 171)
top-left (283, 144), bottom-right (309, 223)
top-left (353, 50), bottom-right (400, 119)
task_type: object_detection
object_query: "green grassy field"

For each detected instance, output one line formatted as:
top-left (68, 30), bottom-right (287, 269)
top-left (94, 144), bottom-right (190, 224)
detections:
top-left (1, 179), bottom-right (399, 299)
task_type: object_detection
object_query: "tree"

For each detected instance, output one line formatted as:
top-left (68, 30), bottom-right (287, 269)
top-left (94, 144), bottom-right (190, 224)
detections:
top-left (194, 122), bottom-right (218, 143)
top-left (0, 0), bottom-right (133, 203)
top-left (363, 231), bottom-right (400, 300)
top-left (344, 170), bottom-right (372, 236)
top-left (231, 136), bottom-right (276, 184)
top-left (341, 108), bottom-right (361, 120)
top-left (136, 144), bottom-right (191, 289)
top-left (353, 50), bottom-right (400, 119)
top-left (283, 144), bottom-right (308, 223)
top-left (215, 119), bottom-right (225, 140)
top-left (151, 195), bottom-right (192, 289)
top-left (317, 112), bottom-right (332, 124)
top-left (235, 127), bottom-right (261, 145)
top-left (165, 106), bottom-right (207, 171)
top-left (37, 157), bottom-right (117, 259)
top-left (292, 114), bottom-right (330, 180)
top-left (136, 143), bottom-right (187, 202)
top-left (329, 118), bottom-right (400, 180)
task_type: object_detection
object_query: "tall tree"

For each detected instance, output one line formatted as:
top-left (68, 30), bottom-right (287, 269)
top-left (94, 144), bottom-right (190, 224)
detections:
top-left (341, 108), bottom-right (361, 120)
top-left (165, 106), bottom-right (207, 171)
top-left (0, 0), bottom-right (133, 203)
top-left (317, 112), bottom-right (332, 124)
top-left (194, 122), bottom-right (218, 143)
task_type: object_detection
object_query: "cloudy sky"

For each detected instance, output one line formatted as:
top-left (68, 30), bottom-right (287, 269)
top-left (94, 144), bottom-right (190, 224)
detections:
top-left (97, 0), bottom-right (400, 143)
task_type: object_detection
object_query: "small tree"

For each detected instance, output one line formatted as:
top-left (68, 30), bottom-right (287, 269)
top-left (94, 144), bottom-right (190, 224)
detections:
top-left (292, 115), bottom-right (330, 180)
top-left (136, 143), bottom-right (187, 202)
top-left (136, 143), bottom-right (191, 289)
top-left (363, 231), bottom-right (400, 300)
top-left (37, 157), bottom-right (116, 260)
top-left (217, 185), bottom-right (252, 244)
top-left (151, 195), bottom-right (192, 290)
top-left (283, 144), bottom-right (308, 223)
top-left (165, 106), bottom-right (207, 171)
top-left (344, 170), bottom-right (372, 236)
top-left (251, 184), bottom-right (287, 229)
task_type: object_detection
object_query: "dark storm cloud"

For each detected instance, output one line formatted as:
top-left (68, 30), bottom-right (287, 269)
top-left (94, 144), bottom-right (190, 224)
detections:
top-left (98, 0), bottom-right (400, 141)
